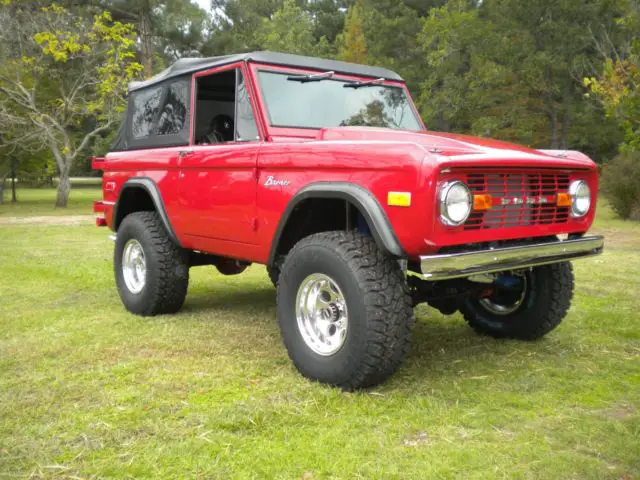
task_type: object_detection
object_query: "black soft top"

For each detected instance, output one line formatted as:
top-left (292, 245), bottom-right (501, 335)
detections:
top-left (129, 51), bottom-right (404, 92)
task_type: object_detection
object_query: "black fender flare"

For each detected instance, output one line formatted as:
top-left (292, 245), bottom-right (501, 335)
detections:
top-left (268, 182), bottom-right (405, 266)
top-left (114, 177), bottom-right (180, 246)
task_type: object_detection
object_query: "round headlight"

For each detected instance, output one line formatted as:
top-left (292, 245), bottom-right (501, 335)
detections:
top-left (569, 180), bottom-right (591, 217)
top-left (439, 181), bottom-right (472, 226)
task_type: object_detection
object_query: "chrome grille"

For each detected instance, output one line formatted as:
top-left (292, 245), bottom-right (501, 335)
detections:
top-left (463, 171), bottom-right (570, 230)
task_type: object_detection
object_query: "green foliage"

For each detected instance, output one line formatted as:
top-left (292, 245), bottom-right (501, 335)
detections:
top-left (584, 5), bottom-right (640, 151)
top-left (256, 0), bottom-right (328, 56)
top-left (1, 4), bottom-right (141, 129)
top-left (0, 3), bottom-right (142, 206)
top-left (2, 0), bottom-right (639, 178)
top-left (307, 0), bottom-right (349, 46)
top-left (338, 0), bottom-right (368, 64)
top-left (207, 0), bottom-right (283, 53)
top-left (29, 9), bottom-right (141, 120)
top-left (601, 151), bottom-right (640, 219)
top-left (417, 0), bottom-right (627, 156)
top-left (94, 0), bottom-right (210, 76)
top-left (361, 0), bottom-right (426, 92)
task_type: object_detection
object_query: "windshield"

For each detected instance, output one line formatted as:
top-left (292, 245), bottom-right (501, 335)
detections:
top-left (257, 71), bottom-right (422, 131)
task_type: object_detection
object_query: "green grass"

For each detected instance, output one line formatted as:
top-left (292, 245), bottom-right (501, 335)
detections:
top-left (0, 201), bottom-right (639, 478)
top-left (0, 187), bottom-right (100, 217)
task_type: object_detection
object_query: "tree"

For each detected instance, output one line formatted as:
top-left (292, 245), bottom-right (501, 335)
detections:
top-left (485, 0), bottom-right (626, 151)
top-left (0, 154), bottom-right (11, 205)
top-left (96, 0), bottom-right (210, 77)
top-left (58, 1), bottom-right (210, 77)
top-left (361, 0), bottom-right (432, 93)
top-left (417, 0), bottom-right (624, 159)
top-left (0, 145), bottom-right (50, 204)
top-left (207, 0), bottom-right (282, 53)
top-left (307, 0), bottom-right (349, 49)
top-left (338, 0), bottom-right (368, 64)
top-left (0, 4), bottom-right (142, 207)
top-left (256, 0), bottom-right (330, 56)
top-left (584, 2), bottom-right (640, 151)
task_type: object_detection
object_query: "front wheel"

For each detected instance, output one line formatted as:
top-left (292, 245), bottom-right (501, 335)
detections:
top-left (276, 231), bottom-right (414, 390)
top-left (460, 262), bottom-right (574, 340)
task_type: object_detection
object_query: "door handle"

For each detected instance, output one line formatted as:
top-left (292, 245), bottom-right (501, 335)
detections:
top-left (178, 150), bottom-right (194, 158)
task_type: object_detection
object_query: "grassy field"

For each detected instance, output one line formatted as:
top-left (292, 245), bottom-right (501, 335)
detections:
top-left (0, 189), bottom-right (638, 479)
top-left (0, 187), bottom-right (100, 217)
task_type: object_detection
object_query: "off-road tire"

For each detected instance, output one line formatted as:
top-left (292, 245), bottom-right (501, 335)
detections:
top-left (276, 231), bottom-right (414, 390)
top-left (460, 262), bottom-right (574, 340)
top-left (115, 211), bottom-right (189, 316)
top-left (266, 264), bottom-right (280, 287)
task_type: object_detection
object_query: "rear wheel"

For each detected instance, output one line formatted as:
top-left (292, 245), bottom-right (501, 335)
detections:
top-left (276, 231), bottom-right (414, 390)
top-left (460, 263), bottom-right (574, 340)
top-left (115, 211), bottom-right (189, 316)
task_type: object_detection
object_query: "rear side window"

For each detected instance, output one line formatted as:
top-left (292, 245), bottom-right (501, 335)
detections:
top-left (157, 82), bottom-right (189, 136)
top-left (132, 87), bottom-right (163, 139)
top-left (121, 75), bottom-right (192, 150)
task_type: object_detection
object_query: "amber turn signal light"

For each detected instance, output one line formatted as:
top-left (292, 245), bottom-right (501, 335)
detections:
top-left (556, 193), bottom-right (573, 207)
top-left (473, 194), bottom-right (493, 211)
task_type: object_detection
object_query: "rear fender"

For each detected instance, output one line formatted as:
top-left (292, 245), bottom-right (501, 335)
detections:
top-left (113, 177), bottom-right (180, 246)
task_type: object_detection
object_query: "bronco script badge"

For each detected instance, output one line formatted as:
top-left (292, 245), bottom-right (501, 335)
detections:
top-left (263, 176), bottom-right (291, 187)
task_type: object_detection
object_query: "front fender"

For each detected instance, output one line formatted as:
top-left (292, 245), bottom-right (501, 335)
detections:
top-left (268, 182), bottom-right (405, 266)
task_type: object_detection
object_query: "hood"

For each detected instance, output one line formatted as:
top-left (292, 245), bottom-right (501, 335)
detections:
top-left (317, 127), bottom-right (597, 169)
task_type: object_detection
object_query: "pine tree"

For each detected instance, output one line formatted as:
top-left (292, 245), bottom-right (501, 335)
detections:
top-left (338, 0), bottom-right (368, 64)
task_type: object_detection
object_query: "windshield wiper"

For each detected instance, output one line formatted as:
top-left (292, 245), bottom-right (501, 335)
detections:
top-left (343, 78), bottom-right (386, 89)
top-left (287, 71), bottom-right (335, 83)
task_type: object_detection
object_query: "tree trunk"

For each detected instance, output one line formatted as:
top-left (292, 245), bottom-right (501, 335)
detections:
top-left (549, 102), bottom-right (559, 149)
top-left (55, 172), bottom-right (71, 208)
top-left (139, 10), bottom-right (154, 78)
top-left (560, 80), bottom-right (571, 150)
top-left (11, 157), bottom-right (16, 203)
top-left (0, 177), bottom-right (5, 205)
top-left (544, 66), bottom-right (559, 149)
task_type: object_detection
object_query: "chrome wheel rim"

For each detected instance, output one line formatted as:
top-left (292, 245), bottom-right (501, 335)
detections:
top-left (479, 273), bottom-right (528, 315)
top-left (295, 273), bottom-right (348, 356)
top-left (122, 239), bottom-right (146, 294)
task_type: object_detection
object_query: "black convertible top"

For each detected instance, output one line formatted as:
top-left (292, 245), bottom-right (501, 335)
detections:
top-left (129, 51), bottom-right (404, 92)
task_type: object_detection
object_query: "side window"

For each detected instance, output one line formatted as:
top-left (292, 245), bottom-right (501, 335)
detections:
top-left (157, 81), bottom-right (188, 136)
top-left (131, 87), bottom-right (163, 139)
top-left (235, 70), bottom-right (259, 141)
top-left (194, 69), bottom-right (236, 144)
top-left (194, 67), bottom-right (260, 145)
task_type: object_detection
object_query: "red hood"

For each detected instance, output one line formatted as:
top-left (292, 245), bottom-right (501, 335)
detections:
top-left (317, 127), bottom-right (597, 169)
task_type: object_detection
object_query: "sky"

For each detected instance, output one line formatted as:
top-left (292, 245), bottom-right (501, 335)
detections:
top-left (194, 0), bottom-right (211, 12)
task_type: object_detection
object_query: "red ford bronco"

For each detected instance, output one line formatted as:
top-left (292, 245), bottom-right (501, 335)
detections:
top-left (93, 51), bottom-right (604, 390)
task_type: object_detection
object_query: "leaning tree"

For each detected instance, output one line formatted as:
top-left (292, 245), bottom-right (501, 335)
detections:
top-left (0, 3), bottom-right (141, 207)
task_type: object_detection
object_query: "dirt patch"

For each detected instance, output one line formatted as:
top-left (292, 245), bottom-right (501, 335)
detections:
top-left (602, 404), bottom-right (634, 420)
top-left (402, 432), bottom-right (431, 447)
top-left (0, 215), bottom-right (95, 226)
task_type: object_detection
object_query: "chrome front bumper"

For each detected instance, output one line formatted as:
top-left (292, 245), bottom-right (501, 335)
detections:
top-left (420, 236), bottom-right (604, 281)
